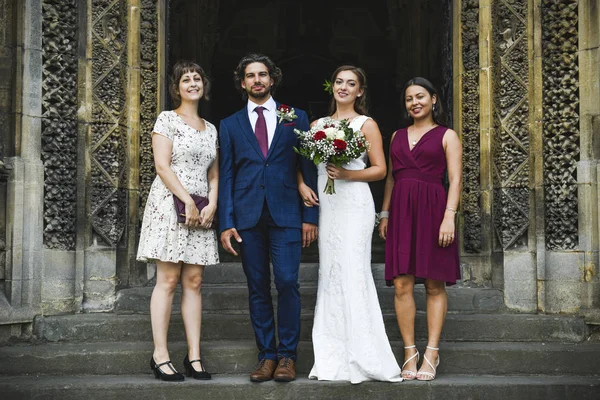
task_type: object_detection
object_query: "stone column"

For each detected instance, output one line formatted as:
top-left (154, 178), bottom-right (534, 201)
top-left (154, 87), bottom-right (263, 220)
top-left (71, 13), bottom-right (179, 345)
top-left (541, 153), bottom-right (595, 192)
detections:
top-left (540, 0), bottom-right (587, 314)
top-left (578, 0), bottom-right (600, 320)
top-left (530, 0), bottom-right (545, 312)
top-left (489, 0), bottom-right (537, 312)
top-left (137, 0), bottom-right (162, 284)
top-left (456, 0), bottom-right (492, 285)
top-left (2, 0), bottom-right (44, 336)
top-left (75, 0), bottom-right (92, 312)
top-left (117, 0), bottom-right (141, 290)
top-left (78, 0), bottom-right (136, 311)
top-left (40, 0), bottom-right (80, 315)
top-left (0, 0), bottom-right (15, 290)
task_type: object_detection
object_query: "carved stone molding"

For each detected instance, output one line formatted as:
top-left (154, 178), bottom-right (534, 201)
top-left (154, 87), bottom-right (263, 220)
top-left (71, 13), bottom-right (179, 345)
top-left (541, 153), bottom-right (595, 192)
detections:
top-left (139, 0), bottom-right (158, 215)
top-left (90, 0), bottom-right (128, 247)
top-left (542, 0), bottom-right (579, 250)
top-left (491, 0), bottom-right (529, 249)
top-left (0, 0), bottom-right (14, 279)
top-left (0, 0), bottom-right (15, 164)
top-left (42, 0), bottom-right (78, 250)
top-left (461, 0), bottom-right (481, 253)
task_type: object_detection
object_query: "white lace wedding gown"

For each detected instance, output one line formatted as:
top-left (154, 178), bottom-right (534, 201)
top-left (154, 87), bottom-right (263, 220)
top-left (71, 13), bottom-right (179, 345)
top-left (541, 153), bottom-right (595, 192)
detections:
top-left (308, 116), bottom-right (402, 384)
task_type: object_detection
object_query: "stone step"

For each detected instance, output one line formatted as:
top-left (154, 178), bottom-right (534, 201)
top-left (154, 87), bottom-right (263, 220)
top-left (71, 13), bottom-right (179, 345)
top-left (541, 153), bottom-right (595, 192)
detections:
top-left (1, 374), bottom-right (598, 400)
top-left (33, 312), bottom-right (589, 343)
top-left (183, 262), bottom-right (479, 286)
top-left (203, 262), bottom-right (321, 284)
top-left (1, 340), bottom-right (599, 377)
top-left (115, 285), bottom-right (505, 314)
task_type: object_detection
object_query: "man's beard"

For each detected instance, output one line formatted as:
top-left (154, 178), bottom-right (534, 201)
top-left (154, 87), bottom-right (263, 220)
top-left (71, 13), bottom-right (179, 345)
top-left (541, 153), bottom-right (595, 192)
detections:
top-left (247, 85), bottom-right (271, 99)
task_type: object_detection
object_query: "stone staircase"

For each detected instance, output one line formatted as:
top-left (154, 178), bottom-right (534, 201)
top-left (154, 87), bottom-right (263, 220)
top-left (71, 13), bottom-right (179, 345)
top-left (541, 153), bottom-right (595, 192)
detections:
top-left (1, 263), bottom-right (599, 399)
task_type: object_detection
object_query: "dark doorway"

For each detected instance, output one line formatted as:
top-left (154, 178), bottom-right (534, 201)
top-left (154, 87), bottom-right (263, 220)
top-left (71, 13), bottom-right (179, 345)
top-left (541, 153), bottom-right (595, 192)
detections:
top-left (167, 0), bottom-right (453, 261)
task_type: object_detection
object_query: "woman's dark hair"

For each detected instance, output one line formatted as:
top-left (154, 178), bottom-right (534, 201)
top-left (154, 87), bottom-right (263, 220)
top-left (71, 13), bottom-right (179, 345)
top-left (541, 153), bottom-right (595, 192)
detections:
top-left (169, 60), bottom-right (211, 107)
top-left (328, 65), bottom-right (369, 116)
top-left (233, 53), bottom-right (283, 100)
top-left (402, 77), bottom-right (447, 126)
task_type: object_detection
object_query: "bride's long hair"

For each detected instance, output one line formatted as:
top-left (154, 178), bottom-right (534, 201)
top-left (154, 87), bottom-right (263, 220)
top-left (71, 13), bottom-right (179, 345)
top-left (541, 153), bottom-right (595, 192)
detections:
top-left (328, 65), bottom-right (369, 117)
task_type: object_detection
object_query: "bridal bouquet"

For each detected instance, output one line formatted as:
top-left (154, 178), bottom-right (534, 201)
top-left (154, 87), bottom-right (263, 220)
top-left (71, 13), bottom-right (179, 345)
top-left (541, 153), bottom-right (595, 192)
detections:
top-left (294, 117), bottom-right (370, 194)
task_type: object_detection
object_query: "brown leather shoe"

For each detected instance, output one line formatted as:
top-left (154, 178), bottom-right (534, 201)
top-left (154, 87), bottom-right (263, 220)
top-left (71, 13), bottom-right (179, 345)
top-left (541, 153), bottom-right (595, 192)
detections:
top-left (250, 359), bottom-right (277, 382)
top-left (273, 357), bottom-right (296, 382)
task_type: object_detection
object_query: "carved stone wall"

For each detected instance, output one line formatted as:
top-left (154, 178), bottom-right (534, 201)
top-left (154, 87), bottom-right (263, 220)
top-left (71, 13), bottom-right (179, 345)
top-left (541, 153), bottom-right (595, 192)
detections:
top-left (90, 0), bottom-right (128, 247)
top-left (139, 0), bottom-right (158, 214)
top-left (461, 0), bottom-right (481, 253)
top-left (491, 0), bottom-right (530, 249)
top-left (541, 0), bottom-right (579, 250)
top-left (41, 0), bottom-right (78, 250)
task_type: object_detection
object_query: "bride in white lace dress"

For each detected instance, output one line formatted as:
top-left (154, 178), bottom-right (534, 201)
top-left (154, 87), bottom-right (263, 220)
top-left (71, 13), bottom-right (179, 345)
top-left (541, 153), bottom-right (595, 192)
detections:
top-left (299, 66), bottom-right (402, 384)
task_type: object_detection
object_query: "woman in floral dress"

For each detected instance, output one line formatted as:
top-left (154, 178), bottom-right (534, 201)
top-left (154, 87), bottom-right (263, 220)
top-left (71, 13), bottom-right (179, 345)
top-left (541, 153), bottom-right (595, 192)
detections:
top-left (137, 60), bottom-right (219, 381)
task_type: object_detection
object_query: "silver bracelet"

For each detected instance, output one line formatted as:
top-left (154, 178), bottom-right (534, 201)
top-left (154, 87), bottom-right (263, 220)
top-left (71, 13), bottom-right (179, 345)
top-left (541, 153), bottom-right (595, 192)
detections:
top-left (445, 207), bottom-right (458, 214)
top-left (379, 211), bottom-right (389, 219)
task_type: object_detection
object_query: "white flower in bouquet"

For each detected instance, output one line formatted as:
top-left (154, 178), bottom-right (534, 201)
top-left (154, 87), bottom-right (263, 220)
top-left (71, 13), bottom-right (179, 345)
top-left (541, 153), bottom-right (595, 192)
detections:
top-left (325, 127), bottom-right (337, 139)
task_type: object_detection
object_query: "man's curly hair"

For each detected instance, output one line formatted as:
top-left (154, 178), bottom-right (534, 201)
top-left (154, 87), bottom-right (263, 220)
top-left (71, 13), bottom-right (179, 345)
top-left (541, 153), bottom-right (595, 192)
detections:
top-left (233, 53), bottom-right (282, 100)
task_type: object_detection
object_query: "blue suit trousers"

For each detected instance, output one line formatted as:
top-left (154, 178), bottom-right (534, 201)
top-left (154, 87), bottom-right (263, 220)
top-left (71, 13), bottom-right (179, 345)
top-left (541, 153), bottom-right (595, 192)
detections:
top-left (238, 202), bottom-right (302, 362)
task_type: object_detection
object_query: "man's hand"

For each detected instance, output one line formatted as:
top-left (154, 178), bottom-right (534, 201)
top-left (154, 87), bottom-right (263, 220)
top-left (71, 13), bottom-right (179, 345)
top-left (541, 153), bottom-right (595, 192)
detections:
top-left (302, 223), bottom-right (318, 248)
top-left (220, 228), bottom-right (242, 256)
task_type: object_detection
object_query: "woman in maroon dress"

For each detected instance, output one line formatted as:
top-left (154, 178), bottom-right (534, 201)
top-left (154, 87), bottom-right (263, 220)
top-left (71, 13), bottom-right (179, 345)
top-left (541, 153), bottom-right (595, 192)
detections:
top-left (378, 77), bottom-right (462, 381)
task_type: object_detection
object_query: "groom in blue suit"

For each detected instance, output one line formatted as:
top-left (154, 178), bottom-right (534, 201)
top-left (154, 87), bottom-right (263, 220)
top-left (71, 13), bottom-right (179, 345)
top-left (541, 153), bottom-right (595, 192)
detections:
top-left (218, 54), bottom-right (318, 382)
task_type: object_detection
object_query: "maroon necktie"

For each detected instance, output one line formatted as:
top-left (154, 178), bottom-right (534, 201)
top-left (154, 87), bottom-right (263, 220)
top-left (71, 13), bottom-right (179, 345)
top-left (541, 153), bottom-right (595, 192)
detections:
top-left (254, 106), bottom-right (268, 157)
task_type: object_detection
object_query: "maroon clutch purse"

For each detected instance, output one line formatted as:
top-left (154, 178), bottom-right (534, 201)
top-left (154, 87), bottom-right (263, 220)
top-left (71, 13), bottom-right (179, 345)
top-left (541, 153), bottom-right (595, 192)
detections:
top-left (173, 194), bottom-right (218, 228)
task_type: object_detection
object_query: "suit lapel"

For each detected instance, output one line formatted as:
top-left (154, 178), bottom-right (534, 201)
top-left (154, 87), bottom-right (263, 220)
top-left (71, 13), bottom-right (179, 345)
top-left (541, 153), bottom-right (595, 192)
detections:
top-left (268, 101), bottom-right (284, 158)
top-left (236, 108), bottom-right (265, 159)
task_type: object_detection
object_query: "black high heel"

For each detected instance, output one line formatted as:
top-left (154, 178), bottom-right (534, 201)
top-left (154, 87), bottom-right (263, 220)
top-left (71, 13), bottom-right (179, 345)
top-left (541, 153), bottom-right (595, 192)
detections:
top-left (184, 355), bottom-right (212, 380)
top-left (150, 356), bottom-right (185, 381)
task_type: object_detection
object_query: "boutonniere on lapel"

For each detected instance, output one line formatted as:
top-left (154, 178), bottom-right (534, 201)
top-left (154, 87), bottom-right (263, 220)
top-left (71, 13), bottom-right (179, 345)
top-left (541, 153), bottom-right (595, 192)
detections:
top-left (276, 104), bottom-right (298, 124)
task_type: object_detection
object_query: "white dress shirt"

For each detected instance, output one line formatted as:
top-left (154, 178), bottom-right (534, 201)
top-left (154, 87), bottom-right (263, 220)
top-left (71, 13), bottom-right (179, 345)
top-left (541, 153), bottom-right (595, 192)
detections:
top-left (247, 96), bottom-right (277, 147)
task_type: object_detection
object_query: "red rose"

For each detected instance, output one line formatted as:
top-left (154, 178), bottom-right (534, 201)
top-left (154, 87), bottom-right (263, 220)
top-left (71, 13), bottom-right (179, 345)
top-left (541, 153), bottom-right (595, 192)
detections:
top-left (313, 130), bottom-right (326, 141)
top-left (333, 139), bottom-right (347, 152)
top-left (279, 104), bottom-right (290, 112)
top-left (357, 141), bottom-right (364, 148)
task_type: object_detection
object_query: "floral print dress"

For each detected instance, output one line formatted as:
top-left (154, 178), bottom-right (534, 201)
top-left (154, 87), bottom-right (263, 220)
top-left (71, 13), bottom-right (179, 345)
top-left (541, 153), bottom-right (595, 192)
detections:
top-left (137, 111), bottom-right (219, 266)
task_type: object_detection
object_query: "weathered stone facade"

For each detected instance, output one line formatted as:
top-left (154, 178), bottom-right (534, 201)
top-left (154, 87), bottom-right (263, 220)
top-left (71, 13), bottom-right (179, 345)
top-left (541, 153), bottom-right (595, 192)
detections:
top-left (0, 0), bottom-right (599, 340)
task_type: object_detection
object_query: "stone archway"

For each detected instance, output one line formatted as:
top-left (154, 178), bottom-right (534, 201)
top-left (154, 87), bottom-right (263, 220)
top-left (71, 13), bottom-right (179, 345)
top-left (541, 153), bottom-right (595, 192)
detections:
top-left (166, 0), bottom-right (453, 262)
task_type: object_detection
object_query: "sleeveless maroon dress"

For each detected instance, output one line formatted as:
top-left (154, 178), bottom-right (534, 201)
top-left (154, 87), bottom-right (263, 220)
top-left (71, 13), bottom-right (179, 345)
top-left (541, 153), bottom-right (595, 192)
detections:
top-left (385, 125), bottom-right (460, 286)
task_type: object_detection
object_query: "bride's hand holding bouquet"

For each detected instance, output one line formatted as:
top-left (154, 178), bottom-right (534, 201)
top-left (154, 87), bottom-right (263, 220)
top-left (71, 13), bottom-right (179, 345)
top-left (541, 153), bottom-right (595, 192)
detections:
top-left (294, 117), bottom-right (370, 194)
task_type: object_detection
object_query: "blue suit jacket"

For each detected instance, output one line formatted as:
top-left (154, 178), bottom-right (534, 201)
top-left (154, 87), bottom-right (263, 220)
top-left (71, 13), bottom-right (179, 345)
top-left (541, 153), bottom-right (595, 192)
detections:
top-left (218, 102), bottom-right (318, 232)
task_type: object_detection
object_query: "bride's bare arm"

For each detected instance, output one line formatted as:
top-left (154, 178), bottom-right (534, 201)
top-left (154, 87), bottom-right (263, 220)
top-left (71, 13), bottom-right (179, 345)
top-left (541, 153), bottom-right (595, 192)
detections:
top-left (297, 169), bottom-right (319, 206)
top-left (297, 119), bottom-right (320, 206)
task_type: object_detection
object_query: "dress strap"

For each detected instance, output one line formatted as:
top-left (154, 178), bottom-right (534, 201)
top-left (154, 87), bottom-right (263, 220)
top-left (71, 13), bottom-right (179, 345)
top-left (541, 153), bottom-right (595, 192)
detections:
top-left (350, 115), bottom-right (371, 131)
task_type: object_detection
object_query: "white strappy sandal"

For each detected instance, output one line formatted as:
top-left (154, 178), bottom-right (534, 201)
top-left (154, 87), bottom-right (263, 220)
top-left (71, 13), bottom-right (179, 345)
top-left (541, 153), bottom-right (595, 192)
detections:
top-left (401, 345), bottom-right (420, 380)
top-left (416, 346), bottom-right (440, 381)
